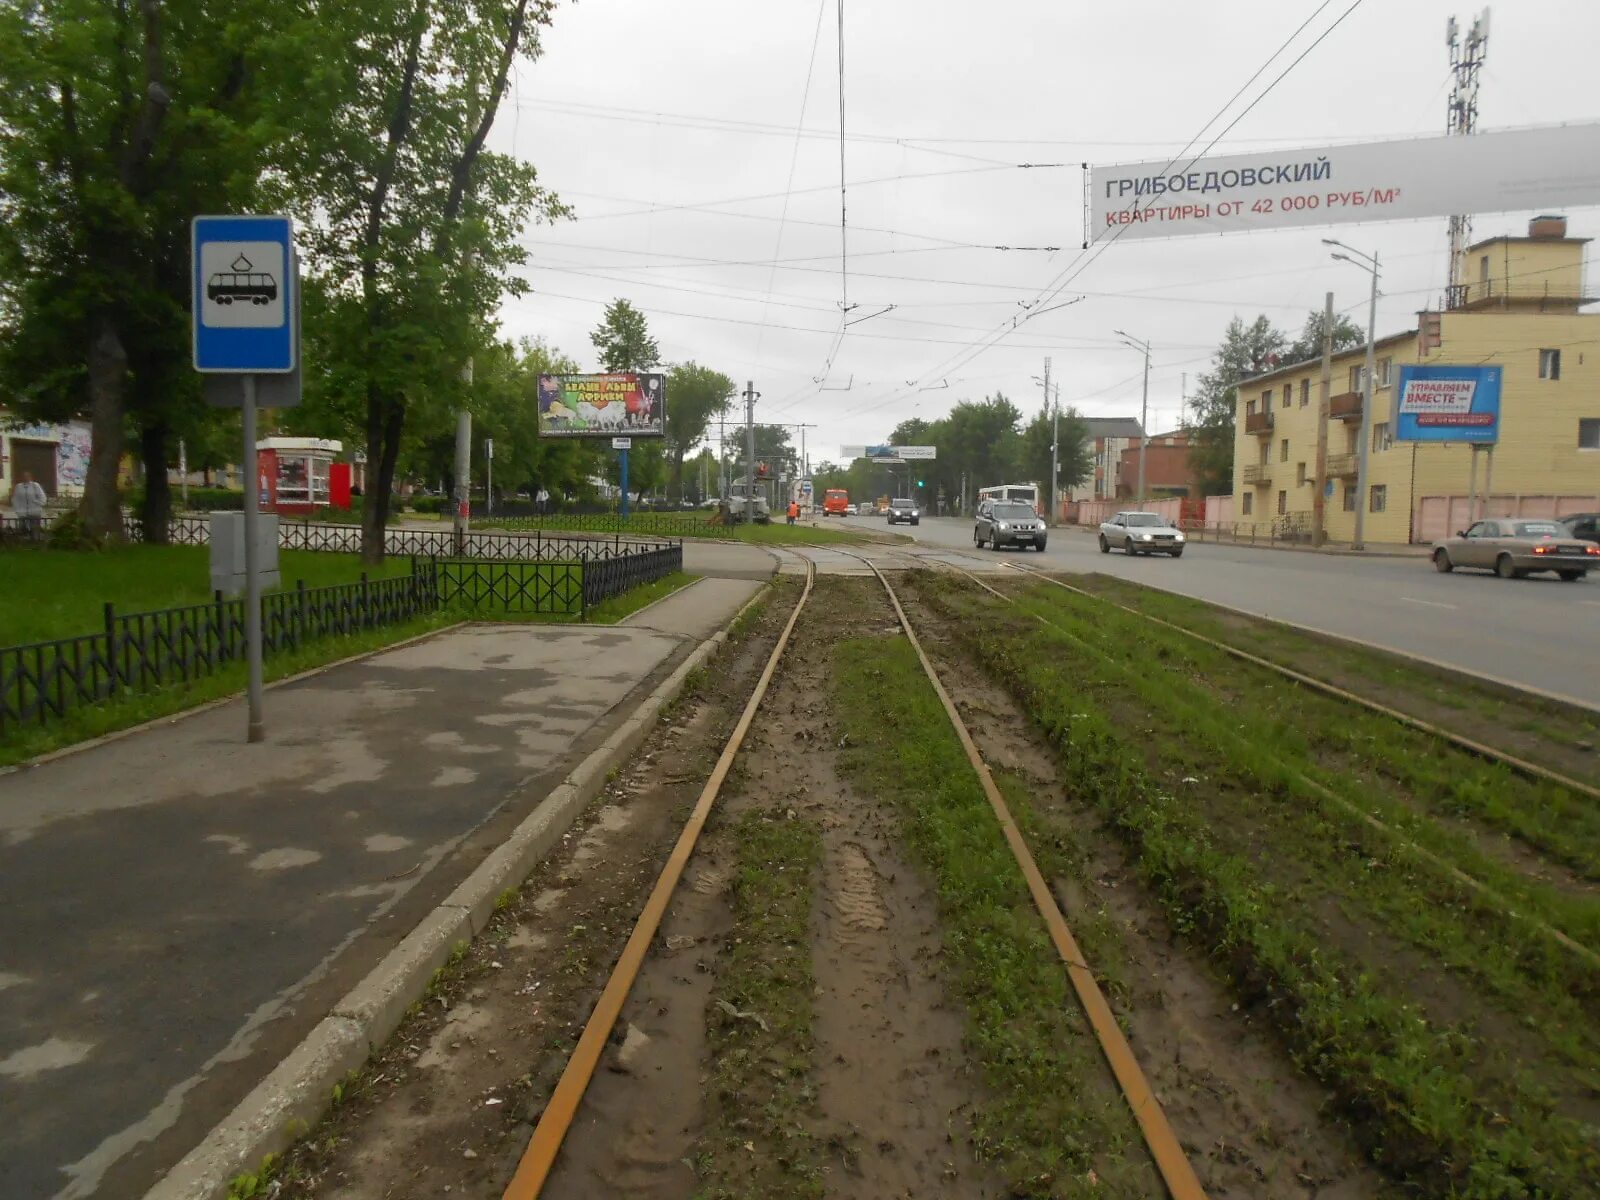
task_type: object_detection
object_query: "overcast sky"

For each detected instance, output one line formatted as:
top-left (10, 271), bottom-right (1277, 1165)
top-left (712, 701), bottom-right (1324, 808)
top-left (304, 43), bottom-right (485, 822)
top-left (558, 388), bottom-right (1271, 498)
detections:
top-left (492, 0), bottom-right (1600, 465)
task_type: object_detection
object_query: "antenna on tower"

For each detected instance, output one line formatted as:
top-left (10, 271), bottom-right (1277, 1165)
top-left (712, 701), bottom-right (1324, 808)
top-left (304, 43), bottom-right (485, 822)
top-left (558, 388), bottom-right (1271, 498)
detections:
top-left (1445, 9), bottom-right (1489, 308)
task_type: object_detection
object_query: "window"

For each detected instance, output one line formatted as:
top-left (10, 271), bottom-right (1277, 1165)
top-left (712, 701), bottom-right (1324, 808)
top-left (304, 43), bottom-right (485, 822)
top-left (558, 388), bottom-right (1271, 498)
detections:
top-left (1372, 421), bottom-right (1390, 452)
top-left (1348, 364), bottom-right (1364, 392)
top-left (1580, 418), bottom-right (1600, 450)
top-left (1277, 489), bottom-right (1287, 515)
top-left (1246, 398), bottom-right (1258, 417)
top-left (1242, 492), bottom-right (1253, 515)
top-left (1540, 349), bottom-right (1561, 380)
top-left (1296, 461), bottom-right (1307, 486)
top-left (1343, 484), bottom-right (1357, 512)
top-left (1282, 385), bottom-right (1292, 409)
top-left (1377, 358), bottom-right (1392, 387)
top-left (1369, 484), bottom-right (1387, 513)
top-left (1300, 379), bottom-right (1311, 407)
top-left (1479, 255), bottom-right (1490, 284)
top-left (1279, 437), bottom-right (1289, 462)
top-left (1261, 389), bottom-right (1273, 410)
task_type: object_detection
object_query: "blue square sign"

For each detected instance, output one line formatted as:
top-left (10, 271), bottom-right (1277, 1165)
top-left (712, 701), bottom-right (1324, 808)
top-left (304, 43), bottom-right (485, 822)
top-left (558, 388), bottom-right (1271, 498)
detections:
top-left (192, 215), bottom-right (296, 372)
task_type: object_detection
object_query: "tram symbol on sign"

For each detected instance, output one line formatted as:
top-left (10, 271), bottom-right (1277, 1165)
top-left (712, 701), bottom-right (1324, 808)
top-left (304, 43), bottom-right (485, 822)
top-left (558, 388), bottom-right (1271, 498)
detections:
top-left (207, 254), bottom-right (278, 306)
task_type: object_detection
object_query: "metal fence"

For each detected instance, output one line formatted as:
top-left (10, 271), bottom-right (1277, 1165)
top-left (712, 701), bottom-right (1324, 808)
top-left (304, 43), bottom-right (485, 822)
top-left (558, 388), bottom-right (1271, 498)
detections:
top-left (1178, 514), bottom-right (1313, 545)
top-left (480, 511), bottom-right (723, 539)
top-left (1, 562), bottom-right (438, 737)
top-left (1, 541), bottom-right (682, 739)
top-left (115, 513), bottom-right (677, 562)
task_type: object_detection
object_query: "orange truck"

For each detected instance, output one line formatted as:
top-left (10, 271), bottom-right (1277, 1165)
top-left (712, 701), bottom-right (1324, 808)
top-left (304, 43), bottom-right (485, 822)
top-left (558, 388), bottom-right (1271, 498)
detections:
top-left (823, 488), bottom-right (851, 517)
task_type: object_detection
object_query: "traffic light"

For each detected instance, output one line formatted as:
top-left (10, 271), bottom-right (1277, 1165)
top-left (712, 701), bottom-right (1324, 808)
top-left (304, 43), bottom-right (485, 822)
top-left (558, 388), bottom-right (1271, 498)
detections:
top-left (917, 478), bottom-right (924, 487)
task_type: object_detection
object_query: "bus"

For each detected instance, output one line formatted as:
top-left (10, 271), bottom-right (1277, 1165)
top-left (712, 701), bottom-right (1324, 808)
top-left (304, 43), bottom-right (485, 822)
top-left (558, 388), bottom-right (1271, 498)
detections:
top-left (977, 481), bottom-right (1042, 515)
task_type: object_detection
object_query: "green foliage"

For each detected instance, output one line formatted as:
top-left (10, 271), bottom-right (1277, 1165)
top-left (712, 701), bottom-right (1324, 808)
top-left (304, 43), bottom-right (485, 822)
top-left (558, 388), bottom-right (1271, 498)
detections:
top-left (1285, 306), bottom-right (1366, 364)
top-left (664, 361), bottom-right (735, 500)
top-left (590, 298), bottom-right (660, 372)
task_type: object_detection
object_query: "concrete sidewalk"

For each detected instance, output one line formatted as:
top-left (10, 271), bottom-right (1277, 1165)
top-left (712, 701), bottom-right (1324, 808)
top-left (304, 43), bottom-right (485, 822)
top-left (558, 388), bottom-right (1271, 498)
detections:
top-left (0, 587), bottom-right (760, 1200)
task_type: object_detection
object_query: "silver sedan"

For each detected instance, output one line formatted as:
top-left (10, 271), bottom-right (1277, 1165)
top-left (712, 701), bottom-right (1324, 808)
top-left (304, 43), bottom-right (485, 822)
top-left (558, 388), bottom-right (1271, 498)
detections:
top-left (1098, 511), bottom-right (1185, 557)
top-left (1433, 518), bottom-right (1598, 580)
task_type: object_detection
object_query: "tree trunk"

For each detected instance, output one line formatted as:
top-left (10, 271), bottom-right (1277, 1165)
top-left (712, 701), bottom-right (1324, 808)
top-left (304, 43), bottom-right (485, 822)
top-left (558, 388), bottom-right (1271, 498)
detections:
top-left (360, 392), bottom-right (407, 565)
top-left (139, 418), bottom-right (172, 543)
top-left (79, 316), bottom-right (128, 541)
top-left (671, 445), bottom-right (686, 504)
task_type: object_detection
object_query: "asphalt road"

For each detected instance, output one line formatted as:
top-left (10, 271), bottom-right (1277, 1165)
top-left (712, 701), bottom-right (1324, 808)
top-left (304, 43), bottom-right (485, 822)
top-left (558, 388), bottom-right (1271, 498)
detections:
top-left (892, 515), bottom-right (1600, 710)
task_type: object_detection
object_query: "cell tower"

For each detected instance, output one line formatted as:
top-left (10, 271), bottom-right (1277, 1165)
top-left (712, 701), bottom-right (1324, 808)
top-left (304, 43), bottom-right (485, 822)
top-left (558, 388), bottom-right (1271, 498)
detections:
top-left (1445, 9), bottom-right (1489, 306)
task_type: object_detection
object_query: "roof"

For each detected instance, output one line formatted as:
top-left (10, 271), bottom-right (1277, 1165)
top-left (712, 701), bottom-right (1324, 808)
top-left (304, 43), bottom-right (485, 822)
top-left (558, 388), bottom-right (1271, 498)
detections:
top-left (1466, 234), bottom-right (1592, 251)
top-left (1082, 417), bottom-right (1145, 439)
top-left (1245, 329), bottom-right (1416, 385)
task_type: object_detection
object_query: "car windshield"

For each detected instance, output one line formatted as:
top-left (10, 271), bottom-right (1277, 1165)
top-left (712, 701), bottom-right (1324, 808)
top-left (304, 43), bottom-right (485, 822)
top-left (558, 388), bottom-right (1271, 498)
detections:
top-left (893, 498), bottom-right (913, 506)
top-left (993, 503), bottom-right (1034, 518)
top-left (1124, 513), bottom-right (1166, 527)
top-left (1514, 521), bottom-right (1562, 537)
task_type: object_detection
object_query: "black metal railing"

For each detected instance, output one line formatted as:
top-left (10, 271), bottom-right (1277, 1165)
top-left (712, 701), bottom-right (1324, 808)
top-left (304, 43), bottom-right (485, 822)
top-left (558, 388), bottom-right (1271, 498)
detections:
top-left (1, 562), bottom-right (438, 737)
top-left (0, 515), bottom-right (48, 546)
top-left (478, 511), bottom-right (723, 539)
top-left (2, 540), bottom-right (682, 740)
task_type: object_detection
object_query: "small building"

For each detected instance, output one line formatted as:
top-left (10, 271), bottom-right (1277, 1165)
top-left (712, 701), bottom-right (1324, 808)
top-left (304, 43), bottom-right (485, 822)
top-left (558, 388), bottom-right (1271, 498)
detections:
top-left (1073, 417), bottom-right (1145, 502)
top-left (1116, 428), bottom-right (1200, 500)
top-left (0, 412), bottom-right (93, 503)
top-left (1231, 215), bottom-right (1600, 543)
top-left (256, 437), bottom-right (347, 515)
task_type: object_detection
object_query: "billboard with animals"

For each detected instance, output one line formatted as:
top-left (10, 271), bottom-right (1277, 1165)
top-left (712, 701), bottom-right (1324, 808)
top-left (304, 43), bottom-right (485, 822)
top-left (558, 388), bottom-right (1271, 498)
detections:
top-left (537, 373), bottom-right (666, 438)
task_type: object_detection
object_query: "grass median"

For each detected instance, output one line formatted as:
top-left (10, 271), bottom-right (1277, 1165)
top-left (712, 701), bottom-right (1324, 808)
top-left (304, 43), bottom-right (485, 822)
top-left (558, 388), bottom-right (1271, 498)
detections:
top-left (831, 632), bottom-right (1159, 1200)
top-left (916, 571), bottom-right (1600, 1199)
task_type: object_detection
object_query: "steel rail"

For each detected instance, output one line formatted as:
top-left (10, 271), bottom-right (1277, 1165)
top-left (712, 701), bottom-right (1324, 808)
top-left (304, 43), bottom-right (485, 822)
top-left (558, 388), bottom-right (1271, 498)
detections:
top-left (500, 561), bottom-right (813, 1199)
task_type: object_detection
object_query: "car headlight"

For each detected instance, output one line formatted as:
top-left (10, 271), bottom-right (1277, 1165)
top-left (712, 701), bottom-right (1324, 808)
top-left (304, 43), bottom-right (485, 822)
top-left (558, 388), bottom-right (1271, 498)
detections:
top-left (1140, 533), bottom-right (1153, 541)
top-left (998, 522), bottom-right (1009, 531)
top-left (1175, 532), bottom-right (1185, 542)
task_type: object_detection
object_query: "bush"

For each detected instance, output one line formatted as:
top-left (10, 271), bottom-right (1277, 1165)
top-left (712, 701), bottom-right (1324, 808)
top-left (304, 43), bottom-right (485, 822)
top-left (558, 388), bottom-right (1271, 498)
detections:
top-left (409, 495), bottom-right (449, 514)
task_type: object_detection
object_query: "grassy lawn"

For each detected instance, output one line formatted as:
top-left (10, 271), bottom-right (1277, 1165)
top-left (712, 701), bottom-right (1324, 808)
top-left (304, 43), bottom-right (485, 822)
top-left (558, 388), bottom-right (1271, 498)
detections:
top-left (1, 545), bottom-right (412, 646)
top-left (914, 571), bottom-right (1600, 1199)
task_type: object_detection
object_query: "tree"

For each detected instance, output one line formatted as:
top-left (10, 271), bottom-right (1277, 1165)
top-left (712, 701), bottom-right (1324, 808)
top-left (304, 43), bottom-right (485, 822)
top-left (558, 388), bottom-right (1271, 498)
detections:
top-left (1020, 405), bottom-right (1093, 500)
top-left (0, 0), bottom-right (291, 539)
top-left (1188, 315), bottom-right (1287, 496)
top-left (591, 299), bottom-right (660, 372)
top-left (1284, 307), bottom-right (1365, 364)
top-left (663, 362), bottom-right (734, 502)
top-left (286, 0), bottom-right (564, 562)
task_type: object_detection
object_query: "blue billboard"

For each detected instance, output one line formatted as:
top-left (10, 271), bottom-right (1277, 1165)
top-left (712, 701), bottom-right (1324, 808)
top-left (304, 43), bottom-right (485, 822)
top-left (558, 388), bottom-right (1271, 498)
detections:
top-left (1394, 364), bottom-right (1501, 444)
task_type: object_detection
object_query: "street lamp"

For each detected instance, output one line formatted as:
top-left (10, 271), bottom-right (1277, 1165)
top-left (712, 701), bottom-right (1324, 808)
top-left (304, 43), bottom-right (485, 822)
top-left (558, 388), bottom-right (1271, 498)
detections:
top-left (1032, 370), bottom-right (1061, 522)
top-left (1324, 238), bottom-right (1380, 550)
top-left (1114, 330), bottom-right (1152, 505)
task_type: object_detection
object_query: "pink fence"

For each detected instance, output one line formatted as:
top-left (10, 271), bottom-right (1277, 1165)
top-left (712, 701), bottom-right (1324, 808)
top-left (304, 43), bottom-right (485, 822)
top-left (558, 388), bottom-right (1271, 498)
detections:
top-left (1414, 495), bottom-right (1599, 543)
top-left (1203, 494), bottom-right (1235, 526)
top-left (1072, 497), bottom-right (1183, 527)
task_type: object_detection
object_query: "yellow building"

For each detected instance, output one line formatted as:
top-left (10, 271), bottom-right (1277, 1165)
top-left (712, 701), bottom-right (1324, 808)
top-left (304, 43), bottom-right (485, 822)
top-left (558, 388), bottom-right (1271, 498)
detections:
top-left (1231, 216), bottom-right (1600, 544)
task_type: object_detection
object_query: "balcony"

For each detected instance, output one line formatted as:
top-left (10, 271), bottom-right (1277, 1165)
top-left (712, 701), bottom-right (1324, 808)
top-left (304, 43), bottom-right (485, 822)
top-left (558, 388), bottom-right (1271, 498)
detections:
top-left (1325, 453), bottom-right (1359, 478)
top-left (1242, 463), bottom-right (1272, 485)
top-left (1329, 391), bottom-right (1363, 422)
top-left (1245, 410), bottom-right (1275, 436)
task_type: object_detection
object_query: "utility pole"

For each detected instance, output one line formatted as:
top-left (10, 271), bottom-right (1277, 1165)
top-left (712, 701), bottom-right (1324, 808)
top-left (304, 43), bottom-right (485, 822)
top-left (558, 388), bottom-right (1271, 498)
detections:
top-left (1356, 258), bottom-right (1379, 549)
top-left (1312, 291), bottom-right (1334, 546)
top-left (1116, 331), bottom-right (1152, 505)
top-left (452, 249), bottom-right (476, 554)
top-left (1445, 10), bottom-right (1489, 305)
top-left (1044, 356), bottom-right (1058, 525)
top-left (743, 380), bottom-right (757, 524)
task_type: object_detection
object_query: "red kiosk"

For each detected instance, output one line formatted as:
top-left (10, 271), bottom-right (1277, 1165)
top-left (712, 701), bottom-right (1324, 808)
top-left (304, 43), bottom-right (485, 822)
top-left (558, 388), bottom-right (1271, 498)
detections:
top-left (255, 437), bottom-right (350, 514)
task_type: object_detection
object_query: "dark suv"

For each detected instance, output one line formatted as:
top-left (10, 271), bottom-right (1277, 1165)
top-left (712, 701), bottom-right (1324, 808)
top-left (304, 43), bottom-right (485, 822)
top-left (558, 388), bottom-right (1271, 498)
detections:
top-left (886, 497), bottom-right (920, 526)
top-left (974, 500), bottom-right (1047, 551)
top-left (1560, 513), bottom-right (1600, 545)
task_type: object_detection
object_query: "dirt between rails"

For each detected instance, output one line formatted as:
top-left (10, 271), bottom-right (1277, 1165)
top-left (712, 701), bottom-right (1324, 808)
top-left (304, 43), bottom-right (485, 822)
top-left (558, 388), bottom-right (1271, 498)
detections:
top-left (265, 582), bottom-right (798, 1200)
top-left (544, 576), bottom-right (999, 1199)
top-left (899, 572), bottom-right (1390, 1200)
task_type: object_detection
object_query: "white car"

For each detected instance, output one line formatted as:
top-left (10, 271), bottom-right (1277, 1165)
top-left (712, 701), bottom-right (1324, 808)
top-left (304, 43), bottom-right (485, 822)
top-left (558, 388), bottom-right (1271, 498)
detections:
top-left (1099, 511), bottom-right (1185, 557)
top-left (857, 502), bottom-right (874, 516)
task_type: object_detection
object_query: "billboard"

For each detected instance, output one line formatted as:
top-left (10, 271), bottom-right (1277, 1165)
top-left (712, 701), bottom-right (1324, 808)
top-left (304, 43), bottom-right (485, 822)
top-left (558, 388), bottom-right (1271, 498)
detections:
top-left (1090, 123), bottom-right (1600, 243)
top-left (537, 373), bottom-right (666, 438)
top-left (1395, 365), bottom-right (1502, 444)
top-left (839, 444), bottom-right (937, 462)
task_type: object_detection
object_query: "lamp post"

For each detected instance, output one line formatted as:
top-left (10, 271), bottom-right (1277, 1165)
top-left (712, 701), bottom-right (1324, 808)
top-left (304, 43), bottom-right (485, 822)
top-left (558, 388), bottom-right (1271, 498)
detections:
top-left (1114, 330), bottom-right (1152, 505)
top-left (1324, 239), bottom-right (1380, 550)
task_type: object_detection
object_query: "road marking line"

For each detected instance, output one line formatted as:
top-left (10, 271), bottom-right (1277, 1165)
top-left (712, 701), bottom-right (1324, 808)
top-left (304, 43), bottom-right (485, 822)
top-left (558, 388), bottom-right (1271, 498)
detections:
top-left (1399, 596), bottom-right (1457, 610)
top-left (1580, 599), bottom-right (1600, 608)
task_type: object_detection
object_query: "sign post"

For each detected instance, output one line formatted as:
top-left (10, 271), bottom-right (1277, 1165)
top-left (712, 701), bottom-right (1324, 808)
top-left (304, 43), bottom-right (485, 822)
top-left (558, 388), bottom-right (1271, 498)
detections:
top-left (613, 437), bottom-right (633, 519)
top-left (194, 214), bottom-right (298, 744)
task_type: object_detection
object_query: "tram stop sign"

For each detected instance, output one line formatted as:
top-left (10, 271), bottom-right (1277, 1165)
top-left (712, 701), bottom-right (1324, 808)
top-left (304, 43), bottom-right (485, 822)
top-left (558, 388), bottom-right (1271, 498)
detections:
top-left (192, 215), bottom-right (297, 375)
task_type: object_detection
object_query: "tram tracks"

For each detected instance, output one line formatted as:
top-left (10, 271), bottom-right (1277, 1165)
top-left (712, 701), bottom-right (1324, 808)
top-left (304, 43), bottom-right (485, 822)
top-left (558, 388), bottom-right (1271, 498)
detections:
top-left (500, 551), bottom-right (1214, 1199)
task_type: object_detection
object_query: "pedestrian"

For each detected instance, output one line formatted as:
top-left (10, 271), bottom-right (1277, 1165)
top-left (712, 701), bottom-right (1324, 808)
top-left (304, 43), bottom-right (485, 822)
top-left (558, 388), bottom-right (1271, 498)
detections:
top-left (10, 470), bottom-right (47, 539)
top-left (786, 499), bottom-right (799, 526)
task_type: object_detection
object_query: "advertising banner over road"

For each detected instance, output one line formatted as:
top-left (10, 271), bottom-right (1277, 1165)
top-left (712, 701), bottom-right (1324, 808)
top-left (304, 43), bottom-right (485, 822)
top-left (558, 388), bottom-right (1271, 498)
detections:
top-left (839, 444), bottom-right (938, 462)
top-left (537, 373), bottom-right (666, 438)
top-left (1395, 365), bottom-right (1502, 444)
top-left (1089, 123), bottom-right (1600, 243)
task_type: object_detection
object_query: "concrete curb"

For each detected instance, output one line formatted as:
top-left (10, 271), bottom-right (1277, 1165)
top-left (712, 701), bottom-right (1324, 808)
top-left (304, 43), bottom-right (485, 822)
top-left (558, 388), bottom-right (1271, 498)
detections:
top-left (144, 583), bottom-right (770, 1200)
